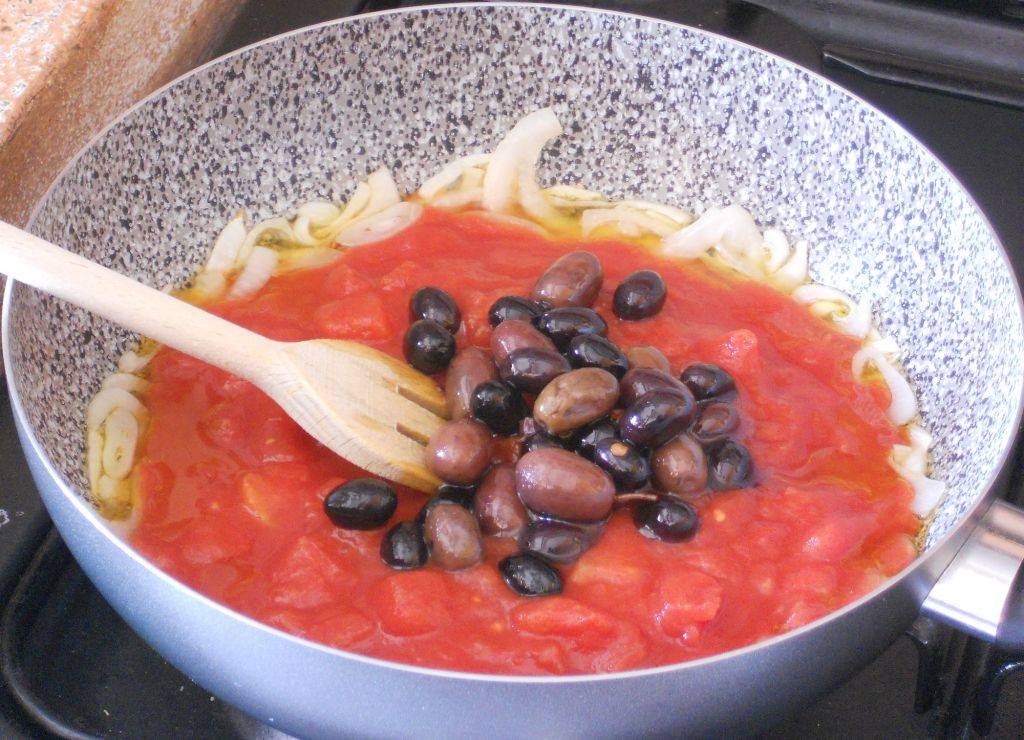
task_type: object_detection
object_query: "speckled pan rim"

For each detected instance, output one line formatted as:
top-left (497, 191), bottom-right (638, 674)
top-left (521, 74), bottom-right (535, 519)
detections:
top-left (4, 3), bottom-right (1023, 684)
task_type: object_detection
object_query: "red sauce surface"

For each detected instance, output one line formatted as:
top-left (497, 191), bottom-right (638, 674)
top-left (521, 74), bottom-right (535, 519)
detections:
top-left (130, 208), bottom-right (919, 674)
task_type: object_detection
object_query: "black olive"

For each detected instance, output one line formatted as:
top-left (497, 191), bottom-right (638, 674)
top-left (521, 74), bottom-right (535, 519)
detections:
top-left (520, 431), bottom-right (567, 455)
top-left (381, 521), bottom-right (429, 570)
top-left (499, 552), bottom-right (563, 597)
top-left (706, 439), bottom-right (755, 490)
top-left (535, 307), bottom-right (608, 351)
top-left (633, 498), bottom-right (700, 542)
top-left (324, 478), bottom-right (397, 529)
top-left (680, 363), bottom-right (736, 401)
top-left (519, 520), bottom-right (593, 564)
top-left (592, 437), bottom-right (650, 491)
top-left (613, 270), bottom-right (667, 320)
top-left (691, 402), bottom-right (740, 443)
top-left (404, 319), bottom-right (456, 374)
top-left (572, 417), bottom-right (618, 460)
top-left (488, 296), bottom-right (546, 327)
top-left (416, 483), bottom-right (476, 525)
top-left (618, 388), bottom-right (697, 449)
top-left (470, 380), bottom-right (524, 435)
top-left (409, 286), bottom-right (461, 333)
top-left (566, 335), bottom-right (630, 379)
top-left (498, 348), bottom-right (571, 393)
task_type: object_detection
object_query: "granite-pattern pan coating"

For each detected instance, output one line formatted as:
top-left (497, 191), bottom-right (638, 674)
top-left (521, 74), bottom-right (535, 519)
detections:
top-left (6, 4), bottom-right (1022, 552)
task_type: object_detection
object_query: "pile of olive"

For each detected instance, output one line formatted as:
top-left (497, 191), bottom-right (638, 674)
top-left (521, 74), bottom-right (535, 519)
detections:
top-left (326, 251), bottom-right (756, 598)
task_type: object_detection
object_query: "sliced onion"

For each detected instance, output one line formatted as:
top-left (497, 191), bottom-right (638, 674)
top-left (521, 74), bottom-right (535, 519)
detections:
top-left (228, 246), bottom-right (278, 299)
top-left (482, 108), bottom-right (562, 214)
top-left (580, 205), bottom-right (676, 237)
top-left (544, 184), bottom-right (609, 210)
top-left (191, 270), bottom-right (227, 301)
top-left (87, 426), bottom-right (103, 490)
top-left (205, 212), bottom-right (247, 272)
top-left (95, 473), bottom-right (130, 509)
top-left (235, 217), bottom-right (292, 267)
top-left (908, 475), bottom-right (945, 517)
top-left (418, 153), bottom-right (490, 199)
top-left (763, 228), bottom-right (791, 273)
top-left (853, 347), bottom-right (918, 425)
top-left (275, 247), bottom-right (342, 273)
top-left (87, 387), bottom-right (146, 428)
top-left (292, 201), bottom-right (342, 246)
top-left (868, 333), bottom-right (902, 361)
top-left (335, 201), bottom-right (423, 247)
top-left (793, 284), bottom-right (872, 338)
top-left (363, 168), bottom-right (402, 217)
top-left (618, 200), bottom-right (693, 226)
top-left (336, 181), bottom-right (371, 224)
top-left (769, 239), bottom-right (808, 292)
top-left (101, 372), bottom-right (150, 394)
top-left (474, 211), bottom-right (550, 237)
top-left (430, 188), bottom-right (483, 210)
top-left (661, 205), bottom-right (763, 265)
top-left (117, 348), bottom-right (156, 374)
top-left (101, 407), bottom-right (139, 480)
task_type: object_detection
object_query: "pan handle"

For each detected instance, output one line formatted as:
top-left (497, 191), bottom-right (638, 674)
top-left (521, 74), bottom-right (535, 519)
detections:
top-left (921, 500), bottom-right (1024, 651)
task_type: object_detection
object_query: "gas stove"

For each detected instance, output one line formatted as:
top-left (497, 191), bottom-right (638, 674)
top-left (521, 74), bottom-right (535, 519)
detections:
top-left (2, 1), bottom-right (1023, 737)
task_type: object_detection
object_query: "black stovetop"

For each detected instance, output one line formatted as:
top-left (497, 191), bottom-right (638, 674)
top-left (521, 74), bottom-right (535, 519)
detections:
top-left (2, 1), bottom-right (1023, 738)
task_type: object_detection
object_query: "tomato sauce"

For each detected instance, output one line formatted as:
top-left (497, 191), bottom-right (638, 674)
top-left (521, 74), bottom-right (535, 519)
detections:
top-left (130, 207), bottom-right (920, 674)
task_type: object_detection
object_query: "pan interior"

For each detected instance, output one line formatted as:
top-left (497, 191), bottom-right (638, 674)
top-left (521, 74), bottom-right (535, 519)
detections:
top-left (6, 6), bottom-right (1022, 551)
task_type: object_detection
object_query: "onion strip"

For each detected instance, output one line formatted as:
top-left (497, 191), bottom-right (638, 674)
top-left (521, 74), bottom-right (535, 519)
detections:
top-left (852, 347), bottom-right (918, 425)
top-left (228, 246), bottom-right (278, 299)
top-left (792, 284), bottom-right (872, 339)
top-left (482, 108), bottom-right (562, 215)
top-left (418, 154), bottom-right (490, 199)
top-left (335, 201), bottom-right (423, 247)
top-left (205, 212), bottom-right (247, 272)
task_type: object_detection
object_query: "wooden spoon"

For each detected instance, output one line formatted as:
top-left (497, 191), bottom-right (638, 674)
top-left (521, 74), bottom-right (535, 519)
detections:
top-left (0, 221), bottom-right (447, 491)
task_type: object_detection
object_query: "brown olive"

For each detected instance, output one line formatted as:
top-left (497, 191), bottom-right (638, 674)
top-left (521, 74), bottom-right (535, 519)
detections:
top-left (515, 448), bottom-right (615, 522)
top-left (498, 348), bottom-right (571, 393)
top-left (626, 345), bottom-right (671, 373)
top-left (475, 464), bottom-right (528, 537)
top-left (425, 418), bottom-right (493, 484)
top-left (533, 368), bottom-right (620, 435)
top-left (619, 367), bottom-right (689, 408)
top-left (651, 434), bottom-right (708, 494)
top-left (490, 319), bottom-right (557, 364)
top-left (423, 503), bottom-right (484, 570)
top-left (531, 251), bottom-right (603, 308)
top-left (445, 347), bottom-right (498, 420)
top-left (691, 402), bottom-right (740, 443)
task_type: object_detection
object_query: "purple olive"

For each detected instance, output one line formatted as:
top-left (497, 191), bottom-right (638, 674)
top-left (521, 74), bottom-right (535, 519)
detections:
top-left (445, 347), bottom-right (498, 420)
top-left (567, 334), bottom-right (630, 379)
top-left (424, 503), bottom-right (484, 570)
top-left (475, 464), bottom-right (528, 538)
top-left (592, 438), bottom-right (650, 492)
top-left (498, 348), bottom-right (571, 393)
top-left (618, 388), bottom-right (697, 449)
top-left (706, 439), bottom-right (755, 490)
top-left (488, 296), bottom-right (547, 327)
top-left (533, 368), bottom-right (620, 435)
top-left (409, 286), bottom-right (461, 333)
top-left (531, 251), bottom-right (603, 308)
top-left (425, 418), bottom-right (493, 484)
top-left (651, 434), bottom-right (708, 494)
top-left (518, 519), bottom-right (594, 564)
top-left (535, 307), bottom-right (608, 351)
top-left (515, 448), bottom-right (615, 522)
top-left (490, 319), bottom-right (557, 364)
top-left (613, 270), bottom-right (666, 320)
top-left (691, 402), bottom-right (740, 443)
top-left (619, 367), bottom-right (689, 408)
top-left (680, 363), bottom-right (736, 401)
top-left (634, 498), bottom-right (700, 542)
top-left (626, 345), bottom-right (671, 373)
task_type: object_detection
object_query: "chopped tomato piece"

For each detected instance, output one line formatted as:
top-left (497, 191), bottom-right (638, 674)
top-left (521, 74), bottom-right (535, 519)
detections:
top-left (655, 570), bottom-right (724, 635)
top-left (314, 292), bottom-right (391, 340)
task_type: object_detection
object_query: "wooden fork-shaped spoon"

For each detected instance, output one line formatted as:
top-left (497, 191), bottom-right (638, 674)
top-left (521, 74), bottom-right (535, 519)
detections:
top-left (0, 221), bottom-right (446, 491)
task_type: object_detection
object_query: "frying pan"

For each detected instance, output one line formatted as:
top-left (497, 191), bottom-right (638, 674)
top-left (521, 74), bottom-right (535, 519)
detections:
top-left (5, 5), bottom-right (1024, 736)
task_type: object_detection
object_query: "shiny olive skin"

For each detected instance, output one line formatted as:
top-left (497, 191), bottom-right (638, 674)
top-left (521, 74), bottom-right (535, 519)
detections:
top-left (572, 417), bottom-right (618, 460)
top-left (519, 520), bottom-right (593, 564)
top-left (416, 483), bottom-right (476, 525)
top-left (592, 438), bottom-right (650, 491)
top-left (531, 251), bottom-right (603, 308)
top-left (471, 380), bottom-right (524, 435)
top-left (706, 439), bottom-right (755, 490)
top-left (626, 345), bottom-right (671, 373)
top-left (535, 307), bottom-right (608, 351)
top-left (488, 296), bottom-right (546, 327)
top-left (403, 319), bottom-right (456, 374)
top-left (619, 367), bottom-right (689, 408)
top-left (324, 478), bottom-right (397, 529)
top-left (613, 270), bottom-right (667, 320)
top-left (634, 498), bottom-right (700, 542)
top-left (498, 348), bottom-right (571, 393)
top-left (515, 448), bottom-right (616, 522)
top-left (499, 552), bottom-right (563, 597)
top-left (650, 434), bottom-right (708, 494)
top-left (680, 363), bottom-right (736, 401)
top-left (519, 431), bottom-right (567, 455)
top-left (533, 368), bottom-right (620, 435)
top-left (567, 335), bottom-right (630, 379)
top-left (424, 503), bottom-right (484, 571)
top-left (445, 347), bottom-right (498, 420)
top-left (380, 521), bottom-right (428, 570)
top-left (475, 464), bottom-right (528, 537)
top-left (490, 319), bottom-right (557, 364)
top-left (691, 402), bottom-right (740, 443)
top-left (618, 388), bottom-right (697, 449)
top-left (409, 286), bottom-right (461, 333)
top-left (425, 418), bottom-right (493, 484)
